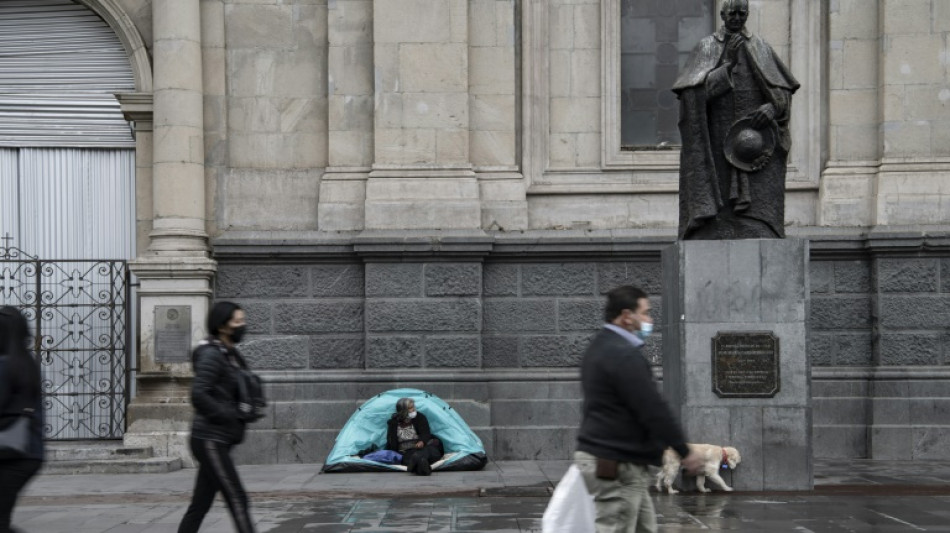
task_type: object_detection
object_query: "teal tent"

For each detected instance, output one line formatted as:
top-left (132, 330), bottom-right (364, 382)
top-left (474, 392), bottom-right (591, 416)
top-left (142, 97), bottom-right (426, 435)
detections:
top-left (322, 388), bottom-right (488, 473)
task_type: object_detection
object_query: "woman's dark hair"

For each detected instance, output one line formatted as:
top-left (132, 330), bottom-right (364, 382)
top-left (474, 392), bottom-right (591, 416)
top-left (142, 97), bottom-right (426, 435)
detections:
top-left (603, 285), bottom-right (649, 322)
top-left (0, 306), bottom-right (41, 400)
top-left (207, 301), bottom-right (242, 338)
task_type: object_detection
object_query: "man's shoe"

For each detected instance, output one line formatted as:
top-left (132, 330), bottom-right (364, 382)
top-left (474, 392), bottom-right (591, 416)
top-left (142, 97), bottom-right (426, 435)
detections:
top-left (406, 455), bottom-right (418, 474)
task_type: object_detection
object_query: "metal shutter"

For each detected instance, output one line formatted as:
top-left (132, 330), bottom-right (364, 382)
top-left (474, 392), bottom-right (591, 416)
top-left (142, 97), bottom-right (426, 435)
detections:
top-left (0, 0), bottom-right (135, 147)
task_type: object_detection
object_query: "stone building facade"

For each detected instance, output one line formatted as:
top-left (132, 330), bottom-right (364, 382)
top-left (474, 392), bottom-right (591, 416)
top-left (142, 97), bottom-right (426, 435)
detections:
top-left (50, 0), bottom-right (950, 463)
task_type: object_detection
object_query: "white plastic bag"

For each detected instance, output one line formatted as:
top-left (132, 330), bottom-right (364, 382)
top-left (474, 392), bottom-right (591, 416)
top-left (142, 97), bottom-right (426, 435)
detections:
top-left (542, 465), bottom-right (596, 533)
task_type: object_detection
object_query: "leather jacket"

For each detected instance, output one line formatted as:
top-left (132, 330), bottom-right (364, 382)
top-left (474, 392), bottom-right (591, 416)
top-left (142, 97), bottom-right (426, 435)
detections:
top-left (190, 338), bottom-right (246, 444)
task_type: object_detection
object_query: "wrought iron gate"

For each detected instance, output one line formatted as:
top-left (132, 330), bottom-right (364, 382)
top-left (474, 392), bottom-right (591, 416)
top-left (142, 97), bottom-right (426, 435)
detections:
top-left (0, 239), bottom-right (130, 440)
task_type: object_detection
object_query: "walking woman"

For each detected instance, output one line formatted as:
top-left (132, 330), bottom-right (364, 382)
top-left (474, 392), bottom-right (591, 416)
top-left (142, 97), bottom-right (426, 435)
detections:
top-left (178, 301), bottom-right (256, 533)
top-left (0, 306), bottom-right (44, 533)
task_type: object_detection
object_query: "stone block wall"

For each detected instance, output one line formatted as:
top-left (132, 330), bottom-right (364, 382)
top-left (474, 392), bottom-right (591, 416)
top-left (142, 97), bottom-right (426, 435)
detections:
top-left (365, 262), bottom-right (482, 368)
top-left (213, 235), bottom-right (950, 463)
top-left (810, 253), bottom-right (950, 460)
top-left (216, 263), bottom-right (366, 370)
top-left (808, 259), bottom-right (873, 367)
top-left (482, 261), bottom-right (664, 367)
top-left (868, 378), bottom-right (950, 460)
top-left (877, 258), bottom-right (950, 366)
top-left (811, 377), bottom-right (869, 459)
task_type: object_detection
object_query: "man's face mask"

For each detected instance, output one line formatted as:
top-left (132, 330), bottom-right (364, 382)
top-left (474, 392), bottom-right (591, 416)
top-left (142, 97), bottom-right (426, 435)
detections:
top-left (637, 321), bottom-right (654, 340)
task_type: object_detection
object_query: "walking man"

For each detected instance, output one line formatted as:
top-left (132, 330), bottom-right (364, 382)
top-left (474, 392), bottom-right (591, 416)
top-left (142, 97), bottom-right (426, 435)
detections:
top-left (575, 285), bottom-right (703, 533)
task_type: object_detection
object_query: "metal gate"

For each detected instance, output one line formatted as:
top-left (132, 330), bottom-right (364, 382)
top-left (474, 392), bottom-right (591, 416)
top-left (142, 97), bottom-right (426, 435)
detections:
top-left (0, 237), bottom-right (130, 440)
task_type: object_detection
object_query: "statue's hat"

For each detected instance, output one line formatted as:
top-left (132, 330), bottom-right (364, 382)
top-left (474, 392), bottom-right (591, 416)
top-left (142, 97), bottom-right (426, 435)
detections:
top-left (724, 117), bottom-right (777, 172)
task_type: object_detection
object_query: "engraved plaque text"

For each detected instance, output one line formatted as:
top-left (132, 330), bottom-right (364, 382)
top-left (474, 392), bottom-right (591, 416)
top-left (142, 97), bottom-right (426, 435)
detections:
top-left (155, 306), bottom-right (192, 364)
top-left (712, 332), bottom-right (779, 398)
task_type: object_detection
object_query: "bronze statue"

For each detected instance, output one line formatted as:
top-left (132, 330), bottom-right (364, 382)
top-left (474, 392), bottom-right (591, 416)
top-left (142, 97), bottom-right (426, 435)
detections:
top-left (673, 0), bottom-right (799, 240)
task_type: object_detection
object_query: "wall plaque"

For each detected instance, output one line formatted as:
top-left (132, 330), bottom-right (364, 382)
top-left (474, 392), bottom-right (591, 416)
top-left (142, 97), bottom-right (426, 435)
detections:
top-left (712, 332), bottom-right (780, 398)
top-left (155, 306), bottom-right (192, 364)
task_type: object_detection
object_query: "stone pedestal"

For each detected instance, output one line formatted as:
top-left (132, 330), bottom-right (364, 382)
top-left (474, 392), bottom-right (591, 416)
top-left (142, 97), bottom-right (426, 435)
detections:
top-left (125, 257), bottom-right (216, 466)
top-left (662, 239), bottom-right (812, 491)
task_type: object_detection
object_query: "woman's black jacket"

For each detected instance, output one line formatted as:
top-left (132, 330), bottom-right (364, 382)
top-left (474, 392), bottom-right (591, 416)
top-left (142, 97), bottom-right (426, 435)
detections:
top-left (0, 353), bottom-right (45, 460)
top-left (386, 412), bottom-right (434, 452)
top-left (190, 338), bottom-right (247, 444)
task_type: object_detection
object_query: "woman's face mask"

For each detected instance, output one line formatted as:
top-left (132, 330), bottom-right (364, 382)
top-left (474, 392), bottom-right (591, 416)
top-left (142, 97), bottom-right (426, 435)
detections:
top-left (408, 410), bottom-right (417, 419)
top-left (230, 325), bottom-right (247, 344)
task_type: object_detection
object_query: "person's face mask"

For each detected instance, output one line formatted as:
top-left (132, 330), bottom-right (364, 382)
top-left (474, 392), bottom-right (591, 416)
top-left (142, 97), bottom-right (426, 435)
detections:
top-left (636, 321), bottom-right (654, 340)
top-left (408, 410), bottom-right (417, 419)
top-left (230, 325), bottom-right (247, 344)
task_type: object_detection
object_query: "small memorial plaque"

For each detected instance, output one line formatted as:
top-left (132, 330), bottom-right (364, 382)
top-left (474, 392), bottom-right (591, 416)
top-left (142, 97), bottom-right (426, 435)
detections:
top-left (155, 306), bottom-right (192, 364)
top-left (712, 332), bottom-right (780, 398)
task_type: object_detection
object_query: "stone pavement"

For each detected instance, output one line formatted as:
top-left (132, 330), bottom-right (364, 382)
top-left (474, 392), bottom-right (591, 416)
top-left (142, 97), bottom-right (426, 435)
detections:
top-left (12, 459), bottom-right (950, 532)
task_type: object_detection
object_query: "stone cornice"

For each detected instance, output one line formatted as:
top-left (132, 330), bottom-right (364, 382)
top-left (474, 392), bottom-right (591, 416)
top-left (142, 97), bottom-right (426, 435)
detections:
top-left (249, 366), bottom-right (950, 383)
top-left (210, 228), bottom-right (950, 263)
top-left (811, 366), bottom-right (950, 381)
top-left (116, 92), bottom-right (153, 132)
top-left (256, 369), bottom-right (581, 383)
top-left (129, 256), bottom-right (217, 279)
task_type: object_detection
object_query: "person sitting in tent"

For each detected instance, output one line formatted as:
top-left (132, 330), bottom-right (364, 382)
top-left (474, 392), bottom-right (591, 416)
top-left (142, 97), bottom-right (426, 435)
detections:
top-left (386, 397), bottom-right (443, 476)
top-left (322, 388), bottom-right (487, 474)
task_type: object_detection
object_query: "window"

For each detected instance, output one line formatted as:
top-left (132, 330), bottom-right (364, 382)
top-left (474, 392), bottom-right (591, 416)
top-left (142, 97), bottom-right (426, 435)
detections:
top-left (620, 0), bottom-right (713, 149)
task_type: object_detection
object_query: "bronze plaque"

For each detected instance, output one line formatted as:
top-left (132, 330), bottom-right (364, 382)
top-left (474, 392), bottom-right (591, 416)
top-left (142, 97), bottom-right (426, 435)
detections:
top-left (154, 306), bottom-right (192, 364)
top-left (712, 332), bottom-right (780, 398)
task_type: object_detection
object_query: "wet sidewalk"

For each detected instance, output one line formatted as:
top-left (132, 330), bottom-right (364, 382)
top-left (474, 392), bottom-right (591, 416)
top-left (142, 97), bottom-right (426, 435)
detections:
top-left (14, 459), bottom-right (950, 532)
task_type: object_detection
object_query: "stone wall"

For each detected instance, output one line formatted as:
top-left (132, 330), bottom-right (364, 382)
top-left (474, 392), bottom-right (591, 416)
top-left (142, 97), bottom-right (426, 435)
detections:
top-left (111, 0), bottom-right (950, 235)
top-left (108, 0), bottom-right (950, 463)
top-left (809, 239), bottom-right (950, 460)
top-left (218, 263), bottom-right (366, 370)
top-left (213, 232), bottom-right (950, 463)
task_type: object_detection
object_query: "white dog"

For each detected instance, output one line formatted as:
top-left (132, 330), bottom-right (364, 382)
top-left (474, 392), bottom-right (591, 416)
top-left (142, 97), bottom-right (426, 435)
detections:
top-left (654, 444), bottom-right (741, 494)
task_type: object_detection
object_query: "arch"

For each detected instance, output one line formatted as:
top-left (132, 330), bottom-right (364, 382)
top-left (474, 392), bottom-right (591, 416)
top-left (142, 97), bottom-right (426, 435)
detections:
top-left (76, 0), bottom-right (152, 93)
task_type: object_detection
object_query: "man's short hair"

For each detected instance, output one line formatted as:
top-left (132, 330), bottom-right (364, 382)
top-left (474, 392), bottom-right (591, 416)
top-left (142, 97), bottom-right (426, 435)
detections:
top-left (604, 285), bottom-right (649, 322)
top-left (721, 0), bottom-right (749, 13)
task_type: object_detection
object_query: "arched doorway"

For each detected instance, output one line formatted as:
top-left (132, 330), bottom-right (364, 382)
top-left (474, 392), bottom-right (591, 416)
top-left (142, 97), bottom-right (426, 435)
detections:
top-left (0, 0), bottom-right (137, 440)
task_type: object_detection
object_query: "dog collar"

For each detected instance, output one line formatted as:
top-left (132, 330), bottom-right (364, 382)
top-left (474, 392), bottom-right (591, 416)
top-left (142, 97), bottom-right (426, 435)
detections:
top-left (720, 448), bottom-right (729, 469)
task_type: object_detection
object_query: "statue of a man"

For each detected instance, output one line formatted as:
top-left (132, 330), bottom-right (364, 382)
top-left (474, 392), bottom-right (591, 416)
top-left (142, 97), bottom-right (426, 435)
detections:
top-left (673, 0), bottom-right (799, 239)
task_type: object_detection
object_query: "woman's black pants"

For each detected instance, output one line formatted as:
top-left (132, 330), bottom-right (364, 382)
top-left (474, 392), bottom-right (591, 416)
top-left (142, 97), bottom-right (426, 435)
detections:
top-left (401, 444), bottom-right (442, 471)
top-left (0, 458), bottom-right (42, 533)
top-left (178, 437), bottom-right (255, 533)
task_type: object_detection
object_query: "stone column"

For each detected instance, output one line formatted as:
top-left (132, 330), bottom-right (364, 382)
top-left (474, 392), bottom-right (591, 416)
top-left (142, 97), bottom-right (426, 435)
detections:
top-left (116, 93), bottom-right (154, 258)
top-left (126, 0), bottom-right (215, 462)
top-left (469, 0), bottom-right (527, 230)
top-left (366, 0), bottom-right (481, 230)
top-left (873, 0), bottom-right (950, 227)
top-left (819, 0), bottom-right (879, 227)
top-left (149, 0), bottom-right (208, 254)
top-left (319, 0), bottom-right (374, 231)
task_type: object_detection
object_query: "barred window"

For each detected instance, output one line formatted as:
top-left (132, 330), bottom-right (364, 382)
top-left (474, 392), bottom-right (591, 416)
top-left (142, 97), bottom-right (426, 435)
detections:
top-left (620, 0), bottom-right (714, 149)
